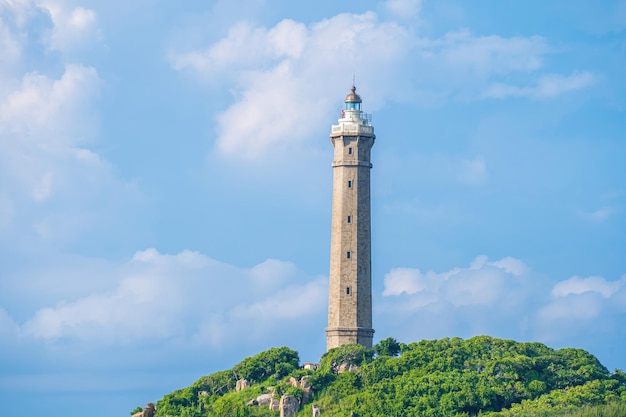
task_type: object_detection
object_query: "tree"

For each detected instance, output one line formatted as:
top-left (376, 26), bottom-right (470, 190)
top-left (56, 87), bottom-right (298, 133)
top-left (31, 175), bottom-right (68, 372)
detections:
top-left (130, 406), bottom-right (143, 415)
top-left (374, 337), bottom-right (401, 357)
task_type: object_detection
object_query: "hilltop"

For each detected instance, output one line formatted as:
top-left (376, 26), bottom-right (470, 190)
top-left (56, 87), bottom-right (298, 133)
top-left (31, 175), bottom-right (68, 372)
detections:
top-left (136, 336), bottom-right (626, 417)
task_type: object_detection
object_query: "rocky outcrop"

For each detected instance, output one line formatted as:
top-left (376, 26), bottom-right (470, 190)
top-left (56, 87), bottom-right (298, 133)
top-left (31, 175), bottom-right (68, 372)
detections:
top-left (269, 397), bottom-right (280, 411)
top-left (235, 378), bottom-right (249, 391)
top-left (279, 394), bottom-right (299, 417)
top-left (256, 393), bottom-right (274, 406)
top-left (284, 376), bottom-right (313, 404)
top-left (312, 404), bottom-right (321, 416)
top-left (300, 376), bottom-right (312, 403)
top-left (131, 403), bottom-right (156, 417)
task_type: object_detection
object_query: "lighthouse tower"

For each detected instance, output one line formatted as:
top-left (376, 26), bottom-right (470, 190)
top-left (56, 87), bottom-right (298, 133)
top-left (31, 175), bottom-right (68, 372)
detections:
top-left (326, 86), bottom-right (375, 351)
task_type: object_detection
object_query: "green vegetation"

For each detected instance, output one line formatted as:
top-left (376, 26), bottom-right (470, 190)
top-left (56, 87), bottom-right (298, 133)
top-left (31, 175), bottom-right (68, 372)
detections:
top-left (153, 337), bottom-right (626, 417)
top-left (560, 402), bottom-right (626, 416)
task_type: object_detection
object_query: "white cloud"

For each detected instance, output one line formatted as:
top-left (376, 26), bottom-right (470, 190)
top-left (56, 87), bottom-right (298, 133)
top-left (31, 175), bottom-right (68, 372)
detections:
top-left (538, 292), bottom-right (604, 321)
top-left (0, 64), bottom-right (102, 205)
top-left (0, 0), bottom-right (98, 59)
top-left (380, 258), bottom-right (626, 347)
top-left (382, 255), bottom-right (528, 306)
top-left (39, 2), bottom-right (98, 52)
top-left (434, 30), bottom-right (547, 75)
top-left (489, 257), bottom-right (528, 276)
top-left (0, 15), bottom-right (22, 70)
top-left (552, 275), bottom-right (625, 298)
top-left (0, 2), bottom-right (141, 245)
top-left (385, 0), bottom-right (422, 18)
top-left (22, 273), bottom-right (182, 342)
top-left (204, 275), bottom-right (325, 345)
top-left (169, 11), bottom-right (580, 160)
top-left (171, 19), bottom-right (308, 79)
top-left (1, 64), bottom-right (99, 142)
top-left (172, 12), bottom-right (411, 159)
top-left (0, 58), bottom-right (120, 246)
top-left (0, 2), bottom-right (103, 208)
top-left (535, 277), bottom-right (626, 342)
top-left (20, 249), bottom-right (326, 347)
top-left (483, 71), bottom-right (597, 99)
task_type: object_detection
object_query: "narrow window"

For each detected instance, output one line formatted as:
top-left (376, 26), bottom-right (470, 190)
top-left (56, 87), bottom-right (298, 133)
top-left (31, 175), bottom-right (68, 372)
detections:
top-left (347, 251), bottom-right (351, 259)
top-left (347, 215), bottom-right (352, 224)
top-left (346, 287), bottom-right (351, 295)
top-left (348, 147), bottom-right (353, 155)
top-left (348, 180), bottom-right (352, 188)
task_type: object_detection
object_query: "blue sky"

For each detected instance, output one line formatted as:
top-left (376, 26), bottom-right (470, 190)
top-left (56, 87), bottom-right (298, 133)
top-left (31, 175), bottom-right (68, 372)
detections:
top-left (1, 0), bottom-right (625, 415)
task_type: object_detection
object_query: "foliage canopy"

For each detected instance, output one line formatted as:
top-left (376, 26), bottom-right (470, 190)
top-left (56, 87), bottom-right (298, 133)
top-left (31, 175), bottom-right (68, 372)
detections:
top-left (152, 337), bottom-right (626, 417)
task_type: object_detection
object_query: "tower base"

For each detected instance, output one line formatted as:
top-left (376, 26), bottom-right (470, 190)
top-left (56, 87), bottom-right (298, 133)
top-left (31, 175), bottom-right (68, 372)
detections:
top-left (326, 327), bottom-right (375, 350)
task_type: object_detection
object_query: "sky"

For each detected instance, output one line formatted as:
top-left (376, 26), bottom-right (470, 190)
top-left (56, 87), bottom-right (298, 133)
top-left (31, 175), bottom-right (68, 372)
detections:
top-left (0, 0), bottom-right (625, 415)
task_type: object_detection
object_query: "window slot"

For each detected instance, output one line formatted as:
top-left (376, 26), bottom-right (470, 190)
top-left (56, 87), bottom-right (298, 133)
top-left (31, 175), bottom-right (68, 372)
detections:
top-left (347, 251), bottom-right (351, 259)
top-left (348, 180), bottom-right (353, 188)
top-left (347, 215), bottom-right (352, 224)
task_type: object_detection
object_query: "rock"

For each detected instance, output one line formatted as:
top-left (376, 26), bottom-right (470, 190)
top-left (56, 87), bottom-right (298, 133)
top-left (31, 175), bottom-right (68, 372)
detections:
top-left (312, 404), bottom-right (321, 416)
top-left (235, 378), bottom-right (249, 392)
top-left (269, 397), bottom-right (280, 411)
top-left (247, 399), bottom-right (258, 406)
top-left (288, 376), bottom-right (299, 387)
top-left (279, 394), bottom-right (299, 417)
top-left (144, 403), bottom-right (156, 417)
top-left (132, 403), bottom-right (156, 417)
top-left (198, 391), bottom-right (209, 396)
top-left (300, 376), bottom-right (312, 403)
top-left (337, 363), bottom-right (358, 373)
top-left (256, 393), bottom-right (274, 406)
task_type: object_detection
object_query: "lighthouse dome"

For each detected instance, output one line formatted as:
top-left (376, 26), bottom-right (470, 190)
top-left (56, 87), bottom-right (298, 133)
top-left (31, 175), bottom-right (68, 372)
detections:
top-left (344, 85), bottom-right (362, 103)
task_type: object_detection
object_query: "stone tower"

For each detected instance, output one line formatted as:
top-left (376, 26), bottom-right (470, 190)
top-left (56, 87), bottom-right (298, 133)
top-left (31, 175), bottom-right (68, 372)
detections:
top-left (326, 86), bottom-right (375, 351)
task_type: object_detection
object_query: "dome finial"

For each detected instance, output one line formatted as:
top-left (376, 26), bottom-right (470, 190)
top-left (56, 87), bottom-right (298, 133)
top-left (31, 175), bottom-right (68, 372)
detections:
top-left (345, 85), bottom-right (362, 103)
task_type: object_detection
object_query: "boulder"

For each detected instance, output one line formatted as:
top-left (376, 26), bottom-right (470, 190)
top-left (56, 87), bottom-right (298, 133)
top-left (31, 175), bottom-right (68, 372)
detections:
top-left (288, 376), bottom-right (299, 387)
top-left (300, 376), bottom-right (312, 403)
top-left (247, 399), bottom-right (258, 406)
top-left (256, 393), bottom-right (274, 406)
top-left (235, 378), bottom-right (249, 392)
top-left (269, 397), bottom-right (280, 411)
top-left (279, 394), bottom-right (299, 417)
top-left (312, 404), bottom-right (321, 416)
top-left (132, 403), bottom-right (156, 417)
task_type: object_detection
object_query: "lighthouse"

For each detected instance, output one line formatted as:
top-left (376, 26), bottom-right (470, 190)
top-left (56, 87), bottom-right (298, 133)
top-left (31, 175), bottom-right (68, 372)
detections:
top-left (326, 86), bottom-right (375, 351)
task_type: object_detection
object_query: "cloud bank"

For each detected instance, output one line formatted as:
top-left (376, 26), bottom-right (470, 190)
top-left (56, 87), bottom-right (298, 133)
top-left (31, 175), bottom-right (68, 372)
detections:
top-left (169, 11), bottom-right (595, 160)
top-left (0, 0), bottom-right (141, 246)
top-left (379, 256), bottom-right (626, 352)
top-left (13, 249), bottom-right (327, 348)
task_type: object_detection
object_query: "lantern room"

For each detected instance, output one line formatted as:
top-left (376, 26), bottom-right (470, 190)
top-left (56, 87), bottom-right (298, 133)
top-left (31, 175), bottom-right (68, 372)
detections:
top-left (344, 85), bottom-right (362, 111)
